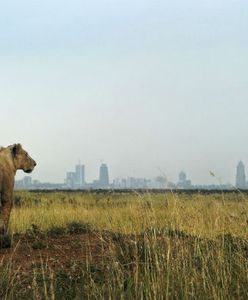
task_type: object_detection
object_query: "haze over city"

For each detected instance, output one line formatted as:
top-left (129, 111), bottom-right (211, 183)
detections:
top-left (0, 0), bottom-right (248, 185)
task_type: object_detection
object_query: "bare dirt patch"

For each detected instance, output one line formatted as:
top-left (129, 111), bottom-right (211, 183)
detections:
top-left (0, 233), bottom-right (107, 273)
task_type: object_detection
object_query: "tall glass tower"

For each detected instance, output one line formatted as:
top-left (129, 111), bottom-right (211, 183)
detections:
top-left (75, 164), bottom-right (85, 188)
top-left (236, 161), bottom-right (246, 189)
top-left (99, 163), bottom-right (109, 188)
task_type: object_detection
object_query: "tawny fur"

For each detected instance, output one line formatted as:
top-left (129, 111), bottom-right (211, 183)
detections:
top-left (0, 144), bottom-right (36, 234)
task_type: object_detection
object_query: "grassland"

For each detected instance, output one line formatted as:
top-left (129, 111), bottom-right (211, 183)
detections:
top-left (1, 191), bottom-right (248, 299)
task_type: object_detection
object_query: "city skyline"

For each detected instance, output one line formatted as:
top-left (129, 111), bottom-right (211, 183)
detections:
top-left (16, 160), bottom-right (246, 190)
top-left (15, 155), bottom-right (247, 187)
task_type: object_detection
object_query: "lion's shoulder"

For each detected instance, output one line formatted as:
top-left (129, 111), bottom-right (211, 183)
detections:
top-left (0, 147), bottom-right (11, 164)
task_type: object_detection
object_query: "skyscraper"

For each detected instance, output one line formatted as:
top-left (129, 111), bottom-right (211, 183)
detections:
top-left (65, 172), bottom-right (76, 189)
top-left (236, 161), bottom-right (246, 189)
top-left (177, 171), bottom-right (191, 189)
top-left (99, 163), bottom-right (109, 188)
top-left (75, 163), bottom-right (85, 188)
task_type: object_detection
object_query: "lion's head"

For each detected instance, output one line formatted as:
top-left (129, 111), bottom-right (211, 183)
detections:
top-left (11, 144), bottom-right (37, 173)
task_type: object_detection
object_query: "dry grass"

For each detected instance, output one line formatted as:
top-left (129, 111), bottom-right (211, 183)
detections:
top-left (10, 191), bottom-right (248, 238)
top-left (0, 191), bottom-right (248, 299)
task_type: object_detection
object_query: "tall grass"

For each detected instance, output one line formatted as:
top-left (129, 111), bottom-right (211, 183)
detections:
top-left (0, 191), bottom-right (248, 299)
top-left (10, 191), bottom-right (248, 238)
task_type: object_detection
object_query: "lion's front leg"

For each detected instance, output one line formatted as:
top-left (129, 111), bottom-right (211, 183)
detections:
top-left (0, 190), bottom-right (13, 234)
top-left (0, 193), bottom-right (4, 235)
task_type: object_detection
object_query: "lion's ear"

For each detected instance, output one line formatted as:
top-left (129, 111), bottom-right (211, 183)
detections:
top-left (12, 143), bottom-right (22, 156)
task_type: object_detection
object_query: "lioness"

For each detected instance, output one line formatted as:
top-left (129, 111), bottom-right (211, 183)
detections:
top-left (0, 144), bottom-right (36, 234)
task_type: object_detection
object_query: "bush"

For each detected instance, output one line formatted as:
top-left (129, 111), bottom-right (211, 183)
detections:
top-left (47, 226), bottom-right (66, 237)
top-left (0, 234), bottom-right (12, 249)
top-left (67, 222), bottom-right (92, 234)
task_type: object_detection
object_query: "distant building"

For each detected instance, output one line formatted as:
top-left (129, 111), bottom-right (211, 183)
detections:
top-left (155, 176), bottom-right (167, 189)
top-left (236, 161), bottom-right (246, 189)
top-left (64, 163), bottom-right (86, 189)
top-left (177, 171), bottom-right (191, 189)
top-left (32, 180), bottom-right (40, 187)
top-left (179, 171), bottom-right (186, 182)
top-left (15, 176), bottom-right (33, 189)
top-left (112, 176), bottom-right (167, 189)
top-left (98, 163), bottom-right (109, 188)
top-left (65, 172), bottom-right (76, 189)
top-left (75, 163), bottom-right (85, 188)
top-left (23, 176), bottom-right (32, 188)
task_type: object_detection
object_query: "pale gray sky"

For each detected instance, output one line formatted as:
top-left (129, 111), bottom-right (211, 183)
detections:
top-left (0, 0), bottom-right (248, 184)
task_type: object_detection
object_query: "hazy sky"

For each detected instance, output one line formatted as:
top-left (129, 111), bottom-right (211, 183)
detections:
top-left (0, 0), bottom-right (248, 185)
